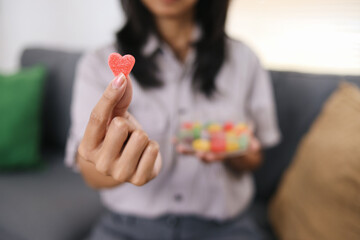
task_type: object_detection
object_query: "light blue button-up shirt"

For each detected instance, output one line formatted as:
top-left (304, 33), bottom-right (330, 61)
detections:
top-left (66, 28), bottom-right (280, 220)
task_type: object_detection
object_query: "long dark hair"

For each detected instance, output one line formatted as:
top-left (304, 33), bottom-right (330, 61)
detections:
top-left (117, 0), bottom-right (230, 97)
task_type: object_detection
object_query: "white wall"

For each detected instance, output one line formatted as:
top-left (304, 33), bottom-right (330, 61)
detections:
top-left (0, 0), bottom-right (124, 73)
top-left (227, 0), bottom-right (360, 75)
top-left (1, 0), bottom-right (359, 75)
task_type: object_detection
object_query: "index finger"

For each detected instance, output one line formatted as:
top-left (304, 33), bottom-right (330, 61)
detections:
top-left (83, 74), bottom-right (127, 148)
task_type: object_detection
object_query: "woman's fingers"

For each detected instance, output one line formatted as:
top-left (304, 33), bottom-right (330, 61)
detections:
top-left (249, 135), bottom-right (261, 152)
top-left (129, 141), bottom-right (160, 186)
top-left (176, 144), bottom-right (196, 155)
top-left (197, 152), bottom-right (227, 163)
top-left (175, 144), bottom-right (227, 163)
top-left (112, 75), bottom-right (133, 117)
top-left (124, 111), bottom-right (143, 129)
top-left (94, 117), bottom-right (136, 175)
top-left (82, 74), bottom-right (128, 149)
top-left (111, 129), bottom-right (149, 182)
top-left (151, 152), bottom-right (162, 179)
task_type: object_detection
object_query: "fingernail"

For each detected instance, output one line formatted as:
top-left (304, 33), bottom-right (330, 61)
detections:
top-left (112, 74), bottom-right (126, 89)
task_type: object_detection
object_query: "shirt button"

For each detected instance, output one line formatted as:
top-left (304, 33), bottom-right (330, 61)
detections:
top-left (174, 194), bottom-right (183, 202)
top-left (166, 216), bottom-right (178, 227)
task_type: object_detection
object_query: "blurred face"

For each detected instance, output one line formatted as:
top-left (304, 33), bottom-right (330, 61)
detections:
top-left (141, 0), bottom-right (198, 18)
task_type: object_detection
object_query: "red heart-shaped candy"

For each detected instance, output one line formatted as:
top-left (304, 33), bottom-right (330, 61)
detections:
top-left (108, 53), bottom-right (135, 77)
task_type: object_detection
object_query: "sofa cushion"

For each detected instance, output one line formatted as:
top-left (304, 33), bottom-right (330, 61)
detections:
top-left (0, 65), bottom-right (46, 169)
top-left (0, 150), bottom-right (102, 240)
top-left (269, 82), bottom-right (360, 240)
top-left (255, 71), bottom-right (360, 201)
top-left (21, 49), bottom-right (82, 151)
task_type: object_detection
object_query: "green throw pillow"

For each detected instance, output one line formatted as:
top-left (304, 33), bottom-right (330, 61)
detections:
top-left (0, 65), bottom-right (46, 170)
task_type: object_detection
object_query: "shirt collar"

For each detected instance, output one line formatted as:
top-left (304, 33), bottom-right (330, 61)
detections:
top-left (141, 24), bottom-right (202, 57)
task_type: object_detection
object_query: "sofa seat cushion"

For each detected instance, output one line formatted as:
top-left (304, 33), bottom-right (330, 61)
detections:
top-left (0, 150), bottom-right (102, 240)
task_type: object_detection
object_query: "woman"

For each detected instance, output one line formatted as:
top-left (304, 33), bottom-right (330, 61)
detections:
top-left (66, 0), bottom-right (281, 239)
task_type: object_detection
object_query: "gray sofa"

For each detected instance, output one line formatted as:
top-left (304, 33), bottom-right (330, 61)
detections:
top-left (0, 48), bottom-right (359, 240)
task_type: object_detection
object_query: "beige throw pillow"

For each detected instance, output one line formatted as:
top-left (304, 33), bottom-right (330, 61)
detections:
top-left (269, 82), bottom-right (360, 240)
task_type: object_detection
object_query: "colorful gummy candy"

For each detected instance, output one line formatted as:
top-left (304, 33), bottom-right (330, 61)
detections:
top-left (177, 121), bottom-right (250, 153)
top-left (192, 139), bottom-right (210, 151)
top-left (223, 121), bottom-right (234, 132)
top-left (108, 53), bottom-right (135, 77)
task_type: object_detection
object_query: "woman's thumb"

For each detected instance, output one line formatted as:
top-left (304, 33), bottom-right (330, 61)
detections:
top-left (112, 74), bottom-right (133, 117)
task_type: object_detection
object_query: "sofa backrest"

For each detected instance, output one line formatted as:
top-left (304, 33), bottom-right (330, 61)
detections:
top-left (21, 48), bottom-right (82, 151)
top-left (20, 48), bottom-right (360, 201)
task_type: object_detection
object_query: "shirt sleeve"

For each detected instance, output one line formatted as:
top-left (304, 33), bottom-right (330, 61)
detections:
top-left (64, 52), bottom-right (107, 169)
top-left (246, 56), bottom-right (281, 148)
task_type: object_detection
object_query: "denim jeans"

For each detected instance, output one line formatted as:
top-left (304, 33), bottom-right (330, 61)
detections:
top-left (88, 208), bottom-right (267, 240)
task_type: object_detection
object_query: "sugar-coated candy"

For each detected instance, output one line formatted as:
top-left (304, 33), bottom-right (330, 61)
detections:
top-left (225, 131), bottom-right (236, 140)
top-left (182, 122), bottom-right (193, 130)
top-left (210, 132), bottom-right (226, 152)
top-left (234, 123), bottom-right (247, 131)
top-left (193, 121), bottom-right (202, 128)
top-left (193, 139), bottom-right (210, 151)
top-left (211, 138), bottom-right (226, 152)
top-left (223, 121), bottom-right (234, 132)
top-left (239, 134), bottom-right (249, 149)
top-left (234, 124), bottom-right (248, 136)
top-left (208, 123), bottom-right (222, 133)
top-left (108, 53), bottom-right (135, 77)
top-left (226, 141), bottom-right (239, 152)
top-left (210, 131), bottom-right (225, 139)
top-left (193, 127), bottom-right (202, 139)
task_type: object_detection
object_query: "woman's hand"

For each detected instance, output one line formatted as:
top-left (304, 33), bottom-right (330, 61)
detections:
top-left (176, 133), bottom-right (263, 172)
top-left (77, 74), bottom-right (162, 188)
